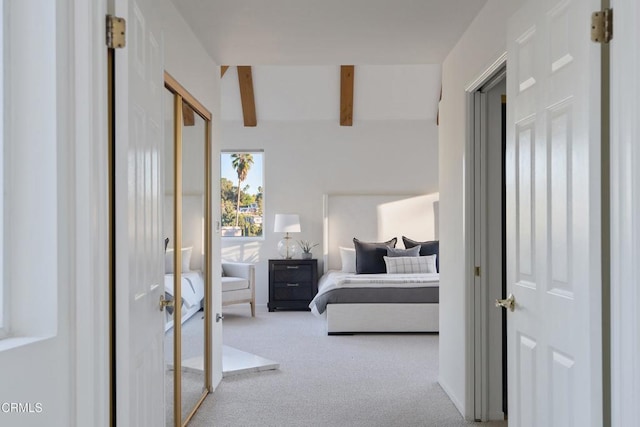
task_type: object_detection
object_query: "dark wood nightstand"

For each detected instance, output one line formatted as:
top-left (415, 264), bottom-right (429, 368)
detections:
top-left (268, 259), bottom-right (318, 312)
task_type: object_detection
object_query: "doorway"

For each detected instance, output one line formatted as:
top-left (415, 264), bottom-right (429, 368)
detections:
top-left (469, 65), bottom-right (507, 422)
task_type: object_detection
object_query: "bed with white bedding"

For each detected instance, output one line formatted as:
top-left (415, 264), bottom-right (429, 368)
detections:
top-left (315, 193), bottom-right (440, 334)
top-left (310, 270), bottom-right (439, 333)
top-left (310, 271), bottom-right (439, 316)
top-left (164, 271), bottom-right (205, 331)
top-left (163, 194), bottom-right (207, 331)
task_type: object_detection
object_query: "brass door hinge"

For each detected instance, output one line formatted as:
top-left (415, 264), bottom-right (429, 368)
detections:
top-left (106, 15), bottom-right (126, 49)
top-left (591, 8), bottom-right (613, 44)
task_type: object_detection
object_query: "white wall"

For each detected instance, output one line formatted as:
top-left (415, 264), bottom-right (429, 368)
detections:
top-left (222, 65), bottom-right (441, 121)
top-left (438, 0), bottom-right (524, 419)
top-left (220, 64), bottom-right (439, 305)
top-left (610, 0), bottom-right (640, 425)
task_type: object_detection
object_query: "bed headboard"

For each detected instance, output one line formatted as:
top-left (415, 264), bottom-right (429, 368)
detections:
top-left (322, 193), bottom-right (439, 273)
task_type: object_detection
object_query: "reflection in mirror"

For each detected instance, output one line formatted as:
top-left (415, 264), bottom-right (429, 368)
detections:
top-left (164, 73), bottom-right (211, 426)
top-left (179, 104), bottom-right (207, 423)
top-left (163, 88), bottom-right (176, 427)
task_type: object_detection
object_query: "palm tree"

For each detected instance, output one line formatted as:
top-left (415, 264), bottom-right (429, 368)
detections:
top-left (231, 153), bottom-right (254, 227)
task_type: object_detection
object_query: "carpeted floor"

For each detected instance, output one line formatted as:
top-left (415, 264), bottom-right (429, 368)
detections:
top-left (165, 312), bottom-right (208, 425)
top-left (188, 306), bottom-right (508, 427)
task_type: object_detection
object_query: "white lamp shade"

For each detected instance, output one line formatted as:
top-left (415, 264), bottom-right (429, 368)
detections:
top-left (274, 214), bottom-right (301, 233)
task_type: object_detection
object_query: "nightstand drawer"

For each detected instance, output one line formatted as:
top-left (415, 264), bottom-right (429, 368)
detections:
top-left (273, 282), bottom-right (313, 300)
top-left (273, 264), bottom-right (312, 282)
top-left (268, 259), bottom-right (318, 311)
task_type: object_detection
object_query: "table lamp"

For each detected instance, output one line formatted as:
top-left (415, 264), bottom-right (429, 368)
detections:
top-left (274, 214), bottom-right (301, 259)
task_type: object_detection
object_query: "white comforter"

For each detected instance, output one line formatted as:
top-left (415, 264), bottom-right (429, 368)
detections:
top-left (309, 270), bottom-right (439, 316)
top-left (164, 271), bottom-right (204, 308)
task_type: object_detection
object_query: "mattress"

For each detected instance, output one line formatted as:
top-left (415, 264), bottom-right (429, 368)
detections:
top-left (309, 270), bottom-right (439, 315)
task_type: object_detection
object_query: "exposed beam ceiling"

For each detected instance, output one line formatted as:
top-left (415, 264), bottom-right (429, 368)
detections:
top-left (182, 103), bottom-right (195, 126)
top-left (340, 66), bottom-right (354, 126)
top-left (237, 66), bottom-right (257, 126)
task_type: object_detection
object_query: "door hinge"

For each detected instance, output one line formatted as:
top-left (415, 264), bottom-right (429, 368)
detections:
top-left (474, 266), bottom-right (481, 277)
top-left (106, 15), bottom-right (126, 49)
top-left (591, 8), bottom-right (612, 44)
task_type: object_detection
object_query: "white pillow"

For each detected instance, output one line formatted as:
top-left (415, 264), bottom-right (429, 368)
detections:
top-left (383, 255), bottom-right (437, 274)
top-left (339, 246), bottom-right (356, 273)
top-left (165, 247), bottom-right (193, 274)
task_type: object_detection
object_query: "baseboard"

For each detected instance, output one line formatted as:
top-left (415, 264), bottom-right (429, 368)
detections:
top-left (437, 377), bottom-right (465, 419)
top-left (488, 411), bottom-right (505, 421)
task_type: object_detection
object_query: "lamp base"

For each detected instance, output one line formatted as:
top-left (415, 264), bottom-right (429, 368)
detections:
top-left (277, 236), bottom-right (298, 259)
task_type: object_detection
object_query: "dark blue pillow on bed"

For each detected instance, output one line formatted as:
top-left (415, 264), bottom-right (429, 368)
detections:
top-left (353, 237), bottom-right (397, 274)
top-left (402, 237), bottom-right (439, 272)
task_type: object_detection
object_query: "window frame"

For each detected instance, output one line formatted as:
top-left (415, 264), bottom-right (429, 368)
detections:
top-left (0, 0), bottom-right (59, 347)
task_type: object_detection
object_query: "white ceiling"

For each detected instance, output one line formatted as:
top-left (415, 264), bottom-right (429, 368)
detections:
top-left (171, 0), bottom-right (488, 65)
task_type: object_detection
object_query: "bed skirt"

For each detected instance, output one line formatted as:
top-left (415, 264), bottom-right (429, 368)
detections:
top-left (325, 303), bottom-right (439, 334)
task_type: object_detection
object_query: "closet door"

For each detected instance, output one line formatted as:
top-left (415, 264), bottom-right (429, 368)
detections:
top-left (164, 74), bottom-right (213, 427)
top-left (178, 101), bottom-right (208, 424)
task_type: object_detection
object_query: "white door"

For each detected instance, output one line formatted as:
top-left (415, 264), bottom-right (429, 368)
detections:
top-left (113, 0), bottom-right (166, 425)
top-left (505, 0), bottom-right (603, 426)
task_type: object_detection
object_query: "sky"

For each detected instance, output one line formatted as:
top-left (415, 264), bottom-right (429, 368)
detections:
top-left (220, 152), bottom-right (264, 194)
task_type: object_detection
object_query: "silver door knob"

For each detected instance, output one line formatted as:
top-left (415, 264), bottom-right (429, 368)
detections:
top-left (495, 293), bottom-right (516, 312)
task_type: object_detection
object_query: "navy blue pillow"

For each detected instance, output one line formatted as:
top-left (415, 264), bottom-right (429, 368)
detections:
top-left (353, 237), bottom-right (397, 274)
top-left (402, 237), bottom-right (439, 272)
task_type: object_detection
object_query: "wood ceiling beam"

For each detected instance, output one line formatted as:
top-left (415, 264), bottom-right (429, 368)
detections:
top-left (182, 103), bottom-right (195, 126)
top-left (340, 65), bottom-right (354, 126)
top-left (237, 66), bottom-right (257, 127)
top-left (221, 65), bottom-right (229, 77)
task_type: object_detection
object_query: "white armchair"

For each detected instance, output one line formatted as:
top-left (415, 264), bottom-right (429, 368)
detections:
top-left (221, 262), bottom-right (256, 317)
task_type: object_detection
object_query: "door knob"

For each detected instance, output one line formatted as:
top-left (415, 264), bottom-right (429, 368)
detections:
top-left (159, 294), bottom-right (174, 312)
top-left (495, 293), bottom-right (516, 312)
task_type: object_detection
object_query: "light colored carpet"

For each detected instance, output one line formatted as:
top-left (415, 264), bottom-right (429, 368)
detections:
top-left (165, 310), bottom-right (207, 365)
top-left (165, 312), bottom-right (208, 425)
top-left (165, 311), bottom-right (279, 376)
top-left (188, 306), bottom-right (508, 427)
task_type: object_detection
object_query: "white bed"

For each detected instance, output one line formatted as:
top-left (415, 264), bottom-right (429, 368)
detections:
top-left (317, 193), bottom-right (440, 334)
top-left (164, 194), bottom-right (206, 331)
top-left (164, 270), bottom-right (205, 332)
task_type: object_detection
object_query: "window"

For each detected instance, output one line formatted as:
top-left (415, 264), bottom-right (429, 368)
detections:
top-left (220, 151), bottom-right (264, 238)
top-left (0, 1), bottom-right (59, 345)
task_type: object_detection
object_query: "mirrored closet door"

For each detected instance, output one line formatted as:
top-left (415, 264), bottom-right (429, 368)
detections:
top-left (164, 72), bottom-right (212, 427)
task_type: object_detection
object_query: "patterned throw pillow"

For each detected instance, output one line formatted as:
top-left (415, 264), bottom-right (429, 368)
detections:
top-left (402, 237), bottom-right (439, 272)
top-left (383, 255), bottom-right (437, 274)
